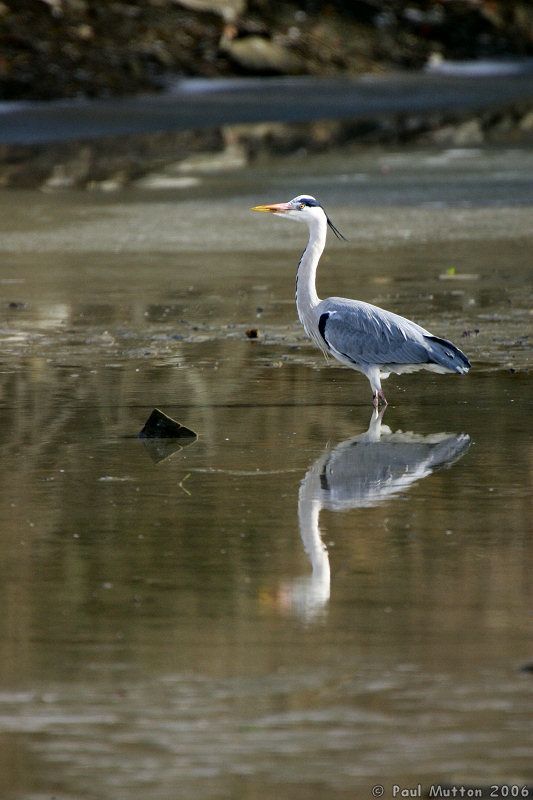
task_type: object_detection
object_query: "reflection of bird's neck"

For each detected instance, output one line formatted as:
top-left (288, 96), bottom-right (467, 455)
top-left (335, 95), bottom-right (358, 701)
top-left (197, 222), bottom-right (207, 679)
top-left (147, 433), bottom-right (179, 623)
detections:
top-left (298, 463), bottom-right (330, 585)
top-left (296, 216), bottom-right (326, 340)
top-left (359, 408), bottom-right (387, 441)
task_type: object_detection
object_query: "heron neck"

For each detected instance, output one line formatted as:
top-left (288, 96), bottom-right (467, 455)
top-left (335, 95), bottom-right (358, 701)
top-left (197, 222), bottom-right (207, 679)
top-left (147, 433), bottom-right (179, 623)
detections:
top-left (295, 217), bottom-right (326, 321)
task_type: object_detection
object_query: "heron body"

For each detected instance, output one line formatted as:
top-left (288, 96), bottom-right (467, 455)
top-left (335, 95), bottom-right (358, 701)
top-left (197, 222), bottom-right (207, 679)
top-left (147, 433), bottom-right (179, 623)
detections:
top-left (252, 194), bottom-right (470, 406)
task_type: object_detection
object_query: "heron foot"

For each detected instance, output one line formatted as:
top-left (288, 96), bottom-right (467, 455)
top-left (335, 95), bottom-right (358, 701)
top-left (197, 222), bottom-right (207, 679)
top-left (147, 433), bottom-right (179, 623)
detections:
top-left (372, 390), bottom-right (388, 408)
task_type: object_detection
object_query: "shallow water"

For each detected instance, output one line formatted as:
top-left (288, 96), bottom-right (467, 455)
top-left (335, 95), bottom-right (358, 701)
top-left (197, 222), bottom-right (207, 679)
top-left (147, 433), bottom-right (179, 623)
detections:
top-left (0, 147), bottom-right (532, 799)
top-left (3, 69), bottom-right (533, 145)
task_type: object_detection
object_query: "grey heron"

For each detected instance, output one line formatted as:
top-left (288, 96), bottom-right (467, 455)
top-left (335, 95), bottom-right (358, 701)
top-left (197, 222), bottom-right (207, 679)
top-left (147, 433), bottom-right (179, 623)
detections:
top-left (251, 194), bottom-right (471, 407)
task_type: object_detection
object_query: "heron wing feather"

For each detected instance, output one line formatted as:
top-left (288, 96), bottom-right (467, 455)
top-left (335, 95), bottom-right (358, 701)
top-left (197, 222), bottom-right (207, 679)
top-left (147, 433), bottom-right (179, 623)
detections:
top-left (319, 299), bottom-right (431, 367)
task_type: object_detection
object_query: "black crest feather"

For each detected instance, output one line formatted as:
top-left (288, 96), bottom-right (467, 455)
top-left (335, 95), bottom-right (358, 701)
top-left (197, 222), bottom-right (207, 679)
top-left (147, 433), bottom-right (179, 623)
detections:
top-left (326, 215), bottom-right (347, 241)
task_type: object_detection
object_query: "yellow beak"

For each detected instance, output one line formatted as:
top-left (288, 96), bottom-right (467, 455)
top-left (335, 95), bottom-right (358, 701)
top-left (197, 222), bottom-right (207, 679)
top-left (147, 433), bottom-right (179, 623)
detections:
top-left (251, 202), bottom-right (292, 213)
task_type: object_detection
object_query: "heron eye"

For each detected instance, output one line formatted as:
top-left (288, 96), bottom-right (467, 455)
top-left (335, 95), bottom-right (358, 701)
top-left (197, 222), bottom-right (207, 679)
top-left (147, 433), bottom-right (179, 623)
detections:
top-left (298, 202), bottom-right (305, 210)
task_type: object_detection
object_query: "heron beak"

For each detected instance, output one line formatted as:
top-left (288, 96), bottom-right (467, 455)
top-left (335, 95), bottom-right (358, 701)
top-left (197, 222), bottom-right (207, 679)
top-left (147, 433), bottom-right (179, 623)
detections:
top-left (251, 202), bottom-right (292, 213)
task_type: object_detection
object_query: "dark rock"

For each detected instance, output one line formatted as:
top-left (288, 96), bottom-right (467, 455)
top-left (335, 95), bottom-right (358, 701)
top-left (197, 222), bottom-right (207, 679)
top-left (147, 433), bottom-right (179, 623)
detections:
top-left (139, 408), bottom-right (197, 439)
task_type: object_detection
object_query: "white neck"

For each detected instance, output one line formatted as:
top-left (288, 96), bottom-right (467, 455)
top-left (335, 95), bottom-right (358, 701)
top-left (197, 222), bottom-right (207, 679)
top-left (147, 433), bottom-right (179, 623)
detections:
top-left (295, 215), bottom-right (327, 332)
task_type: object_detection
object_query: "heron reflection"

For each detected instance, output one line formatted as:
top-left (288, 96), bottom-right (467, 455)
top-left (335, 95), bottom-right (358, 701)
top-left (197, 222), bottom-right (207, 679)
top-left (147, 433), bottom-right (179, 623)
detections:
top-left (287, 409), bottom-right (470, 622)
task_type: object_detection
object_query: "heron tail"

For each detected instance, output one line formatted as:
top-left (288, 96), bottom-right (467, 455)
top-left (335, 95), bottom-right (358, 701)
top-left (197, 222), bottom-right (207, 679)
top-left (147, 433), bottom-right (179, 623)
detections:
top-left (423, 335), bottom-right (471, 374)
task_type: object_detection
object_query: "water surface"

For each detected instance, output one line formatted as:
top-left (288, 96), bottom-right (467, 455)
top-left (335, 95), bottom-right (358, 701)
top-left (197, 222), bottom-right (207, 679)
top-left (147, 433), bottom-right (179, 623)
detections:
top-left (0, 147), bottom-right (531, 799)
top-left (3, 69), bottom-right (533, 144)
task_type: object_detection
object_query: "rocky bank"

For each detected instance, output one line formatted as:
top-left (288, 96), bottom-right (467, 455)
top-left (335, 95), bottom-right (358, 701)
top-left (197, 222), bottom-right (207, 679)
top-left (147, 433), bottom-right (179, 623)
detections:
top-left (2, 1), bottom-right (533, 99)
top-left (2, 0), bottom-right (533, 188)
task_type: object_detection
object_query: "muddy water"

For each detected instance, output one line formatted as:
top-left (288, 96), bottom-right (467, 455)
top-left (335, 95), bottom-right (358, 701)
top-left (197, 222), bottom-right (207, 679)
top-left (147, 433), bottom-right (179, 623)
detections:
top-left (0, 148), bottom-right (532, 799)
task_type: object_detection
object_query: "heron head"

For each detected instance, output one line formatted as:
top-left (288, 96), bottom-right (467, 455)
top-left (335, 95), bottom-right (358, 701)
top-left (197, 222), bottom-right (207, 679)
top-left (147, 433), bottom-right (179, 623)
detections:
top-left (251, 195), bottom-right (346, 240)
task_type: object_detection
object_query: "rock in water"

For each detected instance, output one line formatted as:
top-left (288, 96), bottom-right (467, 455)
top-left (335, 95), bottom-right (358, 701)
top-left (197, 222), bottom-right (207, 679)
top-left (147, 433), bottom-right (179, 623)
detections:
top-left (139, 408), bottom-right (197, 440)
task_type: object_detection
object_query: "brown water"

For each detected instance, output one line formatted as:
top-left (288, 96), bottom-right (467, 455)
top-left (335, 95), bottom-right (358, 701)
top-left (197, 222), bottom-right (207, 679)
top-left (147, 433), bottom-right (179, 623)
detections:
top-left (0, 148), bottom-right (532, 799)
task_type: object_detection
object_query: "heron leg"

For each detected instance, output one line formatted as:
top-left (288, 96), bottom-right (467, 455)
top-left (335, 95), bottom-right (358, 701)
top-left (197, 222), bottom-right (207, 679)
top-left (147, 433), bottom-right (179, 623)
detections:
top-left (368, 368), bottom-right (387, 408)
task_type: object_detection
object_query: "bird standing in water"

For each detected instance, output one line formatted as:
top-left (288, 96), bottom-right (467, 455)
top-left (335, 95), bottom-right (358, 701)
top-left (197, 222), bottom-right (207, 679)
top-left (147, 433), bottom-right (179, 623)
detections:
top-left (251, 194), bottom-right (470, 407)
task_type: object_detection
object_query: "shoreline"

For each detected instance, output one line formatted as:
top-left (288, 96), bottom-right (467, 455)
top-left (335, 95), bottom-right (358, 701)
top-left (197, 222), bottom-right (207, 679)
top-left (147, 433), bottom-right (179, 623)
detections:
top-left (2, 69), bottom-right (533, 190)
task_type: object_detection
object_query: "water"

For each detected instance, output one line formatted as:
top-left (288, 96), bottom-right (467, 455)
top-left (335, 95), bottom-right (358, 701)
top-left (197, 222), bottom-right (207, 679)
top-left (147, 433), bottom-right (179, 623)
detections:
top-left (0, 146), bottom-right (531, 799)
top-left (3, 69), bottom-right (533, 145)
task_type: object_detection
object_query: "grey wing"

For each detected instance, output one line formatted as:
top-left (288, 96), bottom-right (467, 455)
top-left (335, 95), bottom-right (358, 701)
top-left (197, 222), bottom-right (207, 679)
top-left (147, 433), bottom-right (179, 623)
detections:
top-left (318, 299), bottom-right (431, 367)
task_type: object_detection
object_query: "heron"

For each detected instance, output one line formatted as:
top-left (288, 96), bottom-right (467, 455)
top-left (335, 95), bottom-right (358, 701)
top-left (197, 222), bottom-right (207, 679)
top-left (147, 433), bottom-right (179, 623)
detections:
top-left (251, 194), bottom-right (471, 407)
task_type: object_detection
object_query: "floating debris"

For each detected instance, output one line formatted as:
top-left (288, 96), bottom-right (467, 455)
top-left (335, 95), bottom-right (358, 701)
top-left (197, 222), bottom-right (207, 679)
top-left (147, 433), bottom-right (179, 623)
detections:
top-left (245, 328), bottom-right (259, 339)
top-left (439, 268), bottom-right (479, 281)
top-left (139, 408), bottom-right (197, 440)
